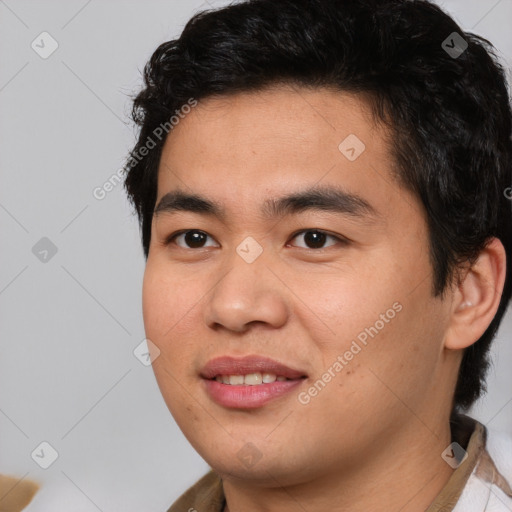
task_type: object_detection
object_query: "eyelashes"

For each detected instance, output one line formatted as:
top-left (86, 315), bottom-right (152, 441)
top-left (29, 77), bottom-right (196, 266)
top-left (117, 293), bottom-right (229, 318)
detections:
top-left (164, 228), bottom-right (349, 250)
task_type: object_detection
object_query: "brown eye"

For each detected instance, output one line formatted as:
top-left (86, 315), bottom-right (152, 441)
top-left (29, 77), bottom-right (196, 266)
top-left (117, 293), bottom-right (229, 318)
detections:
top-left (167, 230), bottom-right (218, 249)
top-left (289, 229), bottom-right (345, 249)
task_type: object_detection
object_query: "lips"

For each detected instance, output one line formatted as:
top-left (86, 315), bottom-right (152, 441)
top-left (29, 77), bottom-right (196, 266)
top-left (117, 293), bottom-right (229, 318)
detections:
top-left (200, 355), bottom-right (308, 409)
top-left (200, 355), bottom-right (308, 380)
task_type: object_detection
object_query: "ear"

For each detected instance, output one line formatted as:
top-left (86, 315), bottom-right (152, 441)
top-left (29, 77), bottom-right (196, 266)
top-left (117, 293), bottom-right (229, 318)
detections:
top-left (444, 237), bottom-right (507, 350)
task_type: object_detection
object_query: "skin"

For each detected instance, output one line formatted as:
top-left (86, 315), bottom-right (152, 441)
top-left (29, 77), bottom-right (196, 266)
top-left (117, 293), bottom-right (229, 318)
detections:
top-left (142, 84), bottom-right (506, 512)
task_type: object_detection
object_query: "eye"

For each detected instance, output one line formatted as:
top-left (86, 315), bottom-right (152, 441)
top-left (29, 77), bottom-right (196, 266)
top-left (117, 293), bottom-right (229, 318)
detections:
top-left (166, 230), bottom-right (218, 249)
top-left (164, 228), bottom-right (347, 250)
top-left (288, 229), bottom-right (346, 249)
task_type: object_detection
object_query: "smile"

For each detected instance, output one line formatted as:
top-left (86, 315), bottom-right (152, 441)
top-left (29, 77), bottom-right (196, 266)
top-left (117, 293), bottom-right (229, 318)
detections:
top-left (213, 373), bottom-right (293, 385)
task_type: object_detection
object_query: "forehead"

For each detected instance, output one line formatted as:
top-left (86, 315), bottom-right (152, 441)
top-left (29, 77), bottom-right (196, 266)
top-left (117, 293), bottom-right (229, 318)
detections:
top-left (160, 85), bottom-right (382, 161)
top-left (155, 85), bottom-right (407, 221)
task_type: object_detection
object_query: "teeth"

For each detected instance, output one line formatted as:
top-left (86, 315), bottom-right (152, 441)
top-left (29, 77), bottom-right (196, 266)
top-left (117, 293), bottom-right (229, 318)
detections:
top-left (214, 373), bottom-right (290, 385)
top-left (229, 375), bottom-right (245, 385)
top-left (243, 373), bottom-right (262, 385)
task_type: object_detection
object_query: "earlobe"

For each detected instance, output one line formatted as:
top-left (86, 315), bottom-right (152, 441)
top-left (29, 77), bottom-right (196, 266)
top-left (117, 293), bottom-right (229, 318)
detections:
top-left (444, 237), bottom-right (507, 351)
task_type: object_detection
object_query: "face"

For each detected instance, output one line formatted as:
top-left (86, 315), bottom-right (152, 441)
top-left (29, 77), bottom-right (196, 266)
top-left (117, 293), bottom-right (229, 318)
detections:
top-left (142, 85), bottom-right (458, 485)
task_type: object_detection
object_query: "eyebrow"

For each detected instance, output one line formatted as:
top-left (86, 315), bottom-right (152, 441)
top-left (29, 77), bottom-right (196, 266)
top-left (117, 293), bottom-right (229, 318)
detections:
top-left (153, 185), bottom-right (380, 223)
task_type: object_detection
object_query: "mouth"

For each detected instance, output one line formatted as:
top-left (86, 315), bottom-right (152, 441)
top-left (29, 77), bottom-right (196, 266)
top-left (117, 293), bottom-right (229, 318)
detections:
top-left (200, 355), bottom-right (307, 408)
top-left (210, 372), bottom-right (299, 385)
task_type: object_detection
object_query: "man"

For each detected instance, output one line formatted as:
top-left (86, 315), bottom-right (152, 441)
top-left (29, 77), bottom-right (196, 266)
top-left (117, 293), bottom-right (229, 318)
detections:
top-left (124, 0), bottom-right (512, 510)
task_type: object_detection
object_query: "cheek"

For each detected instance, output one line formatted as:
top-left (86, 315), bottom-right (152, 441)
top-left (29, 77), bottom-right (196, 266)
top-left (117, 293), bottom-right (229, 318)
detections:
top-left (142, 259), bottom-right (200, 337)
top-left (295, 259), bottom-right (398, 345)
top-left (142, 262), bottom-right (202, 414)
top-left (142, 258), bottom-right (221, 384)
top-left (306, 252), bottom-right (438, 378)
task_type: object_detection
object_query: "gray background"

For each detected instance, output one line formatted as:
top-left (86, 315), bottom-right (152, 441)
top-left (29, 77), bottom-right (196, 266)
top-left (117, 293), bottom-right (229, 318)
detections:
top-left (0, 1), bottom-right (510, 510)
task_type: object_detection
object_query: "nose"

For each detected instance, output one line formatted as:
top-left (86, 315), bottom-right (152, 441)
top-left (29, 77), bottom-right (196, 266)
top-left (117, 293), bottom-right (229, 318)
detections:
top-left (203, 250), bottom-right (289, 333)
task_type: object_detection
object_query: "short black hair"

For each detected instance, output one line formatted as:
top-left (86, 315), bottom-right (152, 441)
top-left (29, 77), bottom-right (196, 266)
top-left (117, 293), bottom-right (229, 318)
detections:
top-left (124, 0), bottom-right (512, 413)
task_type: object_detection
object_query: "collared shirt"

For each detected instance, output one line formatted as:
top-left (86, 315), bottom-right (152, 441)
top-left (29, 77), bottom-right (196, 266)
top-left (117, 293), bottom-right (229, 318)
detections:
top-left (166, 414), bottom-right (512, 512)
